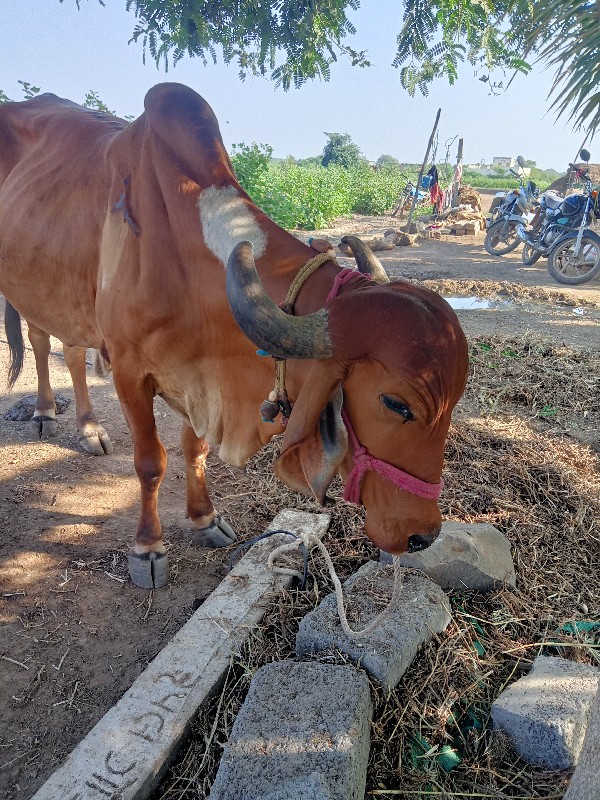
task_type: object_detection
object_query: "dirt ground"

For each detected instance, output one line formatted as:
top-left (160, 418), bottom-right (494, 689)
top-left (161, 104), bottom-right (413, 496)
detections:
top-left (1, 204), bottom-right (600, 799)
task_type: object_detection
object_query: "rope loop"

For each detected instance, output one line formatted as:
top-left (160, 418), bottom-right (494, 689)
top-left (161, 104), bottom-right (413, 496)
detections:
top-left (228, 529), bottom-right (309, 589)
top-left (269, 532), bottom-right (404, 641)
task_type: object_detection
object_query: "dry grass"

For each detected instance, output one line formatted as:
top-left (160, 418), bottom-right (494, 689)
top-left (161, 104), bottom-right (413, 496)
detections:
top-left (156, 334), bottom-right (599, 800)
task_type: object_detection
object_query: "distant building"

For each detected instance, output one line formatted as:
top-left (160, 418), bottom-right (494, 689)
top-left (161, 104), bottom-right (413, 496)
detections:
top-left (492, 156), bottom-right (516, 168)
top-left (465, 160), bottom-right (530, 178)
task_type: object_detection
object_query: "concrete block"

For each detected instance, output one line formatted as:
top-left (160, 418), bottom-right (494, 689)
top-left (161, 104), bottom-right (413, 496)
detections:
top-left (491, 655), bottom-right (600, 769)
top-left (30, 510), bottom-right (330, 800)
top-left (296, 562), bottom-right (451, 692)
top-left (384, 521), bottom-right (516, 591)
top-left (209, 661), bottom-right (372, 800)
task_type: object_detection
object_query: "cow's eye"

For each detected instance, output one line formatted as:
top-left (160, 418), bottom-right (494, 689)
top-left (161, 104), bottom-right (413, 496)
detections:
top-left (380, 394), bottom-right (414, 421)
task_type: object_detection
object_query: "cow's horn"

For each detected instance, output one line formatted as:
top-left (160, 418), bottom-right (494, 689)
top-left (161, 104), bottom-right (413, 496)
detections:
top-left (341, 235), bottom-right (390, 284)
top-left (226, 242), bottom-right (333, 360)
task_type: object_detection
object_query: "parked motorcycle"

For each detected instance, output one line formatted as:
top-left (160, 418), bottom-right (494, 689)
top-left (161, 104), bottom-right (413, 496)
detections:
top-left (484, 156), bottom-right (539, 256)
top-left (391, 178), bottom-right (431, 218)
top-left (517, 149), bottom-right (600, 284)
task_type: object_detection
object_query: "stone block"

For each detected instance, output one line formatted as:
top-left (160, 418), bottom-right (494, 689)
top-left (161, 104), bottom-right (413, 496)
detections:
top-left (209, 661), bottom-right (372, 800)
top-left (30, 510), bottom-right (330, 800)
top-left (387, 521), bottom-right (516, 592)
top-left (296, 561), bottom-right (451, 692)
top-left (491, 655), bottom-right (600, 769)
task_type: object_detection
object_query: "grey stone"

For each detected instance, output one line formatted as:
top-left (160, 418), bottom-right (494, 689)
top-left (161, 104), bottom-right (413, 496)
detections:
top-left (385, 521), bottom-right (516, 591)
top-left (295, 561), bottom-right (451, 691)
top-left (209, 661), bottom-right (371, 800)
top-left (30, 510), bottom-right (330, 800)
top-left (564, 683), bottom-right (600, 799)
top-left (3, 392), bottom-right (70, 421)
top-left (492, 655), bottom-right (600, 769)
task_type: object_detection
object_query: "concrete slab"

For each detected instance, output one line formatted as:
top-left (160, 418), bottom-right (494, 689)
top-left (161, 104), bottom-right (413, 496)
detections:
top-left (296, 561), bottom-right (451, 692)
top-left (30, 510), bottom-right (330, 800)
top-left (564, 683), bottom-right (600, 799)
top-left (381, 521), bottom-right (516, 591)
top-left (208, 661), bottom-right (372, 800)
top-left (492, 655), bottom-right (600, 769)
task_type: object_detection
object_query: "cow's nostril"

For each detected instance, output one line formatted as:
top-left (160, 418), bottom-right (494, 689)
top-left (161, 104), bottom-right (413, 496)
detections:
top-left (407, 533), bottom-right (436, 552)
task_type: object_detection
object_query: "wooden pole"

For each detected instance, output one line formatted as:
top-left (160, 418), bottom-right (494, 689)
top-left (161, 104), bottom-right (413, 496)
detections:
top-left (451, 137), bottom-right (464, 209)
top-left (405, 108), bottom-right (441, 233)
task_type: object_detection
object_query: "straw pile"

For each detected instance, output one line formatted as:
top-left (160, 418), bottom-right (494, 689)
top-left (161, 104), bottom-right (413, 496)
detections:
top-left (547, 164), bottom-right (600, 195)
top-left (458, 185), bottom-right (483, 211)
top-left (157, 334), bottom-right (599, 800)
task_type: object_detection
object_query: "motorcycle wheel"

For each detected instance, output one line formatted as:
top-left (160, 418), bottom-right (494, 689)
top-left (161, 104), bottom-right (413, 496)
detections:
top-left (547, 234), bottom-right (600, 285)
top-left (522, 243), bottom-right (542, 266)
top-left (484, 219), bottom-right (522, 256)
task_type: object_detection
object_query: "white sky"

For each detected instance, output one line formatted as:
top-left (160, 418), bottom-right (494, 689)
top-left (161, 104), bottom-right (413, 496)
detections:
top-left (0, 1), bottom-right (593, 171)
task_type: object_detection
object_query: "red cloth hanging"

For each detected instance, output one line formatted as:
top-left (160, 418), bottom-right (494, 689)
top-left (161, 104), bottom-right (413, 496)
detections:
top-left (430, 182), bottom-right (444, 213)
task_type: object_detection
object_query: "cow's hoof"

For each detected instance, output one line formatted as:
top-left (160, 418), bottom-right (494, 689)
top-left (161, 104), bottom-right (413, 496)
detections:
top-left (194, 516), bottom-right (237, 548)
top-left (128, 551), bottom-right (169, 588)
top-left (31, 415), bottom-right (58, 439)
top-left (79, 424), bottom-right (113, 456)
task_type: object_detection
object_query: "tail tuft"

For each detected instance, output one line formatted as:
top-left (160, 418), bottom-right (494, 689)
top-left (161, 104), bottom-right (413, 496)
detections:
top-left (4, 300), bottom-right (25, 388)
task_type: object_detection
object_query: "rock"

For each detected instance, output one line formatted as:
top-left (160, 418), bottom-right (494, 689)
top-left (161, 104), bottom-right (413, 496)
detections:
top-left (296, 562), bottom-right (451, 691)
top-left (3, 393), bottom-right (71, 421)
top-left (209, 661), bottom-right (372, 800)
top-left (564, 683), bottom-right (600, 799)
top-left (491, 655), bottom-right (600, 769)
top-left (385, 521), bottom-right (516, 592)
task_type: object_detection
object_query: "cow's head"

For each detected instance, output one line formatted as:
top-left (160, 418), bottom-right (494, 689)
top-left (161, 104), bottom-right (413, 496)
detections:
top-left (226, 239), bottom-right (468, 556)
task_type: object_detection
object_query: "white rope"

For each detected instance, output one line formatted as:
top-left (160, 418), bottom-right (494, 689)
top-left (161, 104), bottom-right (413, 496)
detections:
top-left (268, 533), bottom-right (404, 641)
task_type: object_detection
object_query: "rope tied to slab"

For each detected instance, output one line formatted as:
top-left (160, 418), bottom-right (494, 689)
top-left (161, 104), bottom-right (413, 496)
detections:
top-left (268, 533), bottom-right (405, 641)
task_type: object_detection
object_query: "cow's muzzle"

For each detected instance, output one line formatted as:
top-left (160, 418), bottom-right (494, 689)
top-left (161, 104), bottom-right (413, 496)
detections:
top-left (407, 532), bottom-right (438, 552)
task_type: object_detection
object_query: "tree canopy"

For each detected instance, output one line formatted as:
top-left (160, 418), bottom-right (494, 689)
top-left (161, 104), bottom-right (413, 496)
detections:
top-left (54, 1), bottom-right (600, 135)
top-left (321, 132), bottom-right (365, 168)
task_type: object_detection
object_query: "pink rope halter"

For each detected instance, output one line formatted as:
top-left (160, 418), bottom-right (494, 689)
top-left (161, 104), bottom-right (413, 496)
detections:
top-left (327, 268), bottom-right (444, 506)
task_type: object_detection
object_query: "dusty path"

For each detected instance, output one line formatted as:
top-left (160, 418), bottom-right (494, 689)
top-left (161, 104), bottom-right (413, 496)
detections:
top-left (297, 210), bottom-right (600, 349)
top-left (1, 216), bottom-right (599, 799)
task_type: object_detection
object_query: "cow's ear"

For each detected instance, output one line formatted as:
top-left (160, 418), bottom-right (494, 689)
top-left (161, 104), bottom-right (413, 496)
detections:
top-left (274, 362), bottom-right (348, 504)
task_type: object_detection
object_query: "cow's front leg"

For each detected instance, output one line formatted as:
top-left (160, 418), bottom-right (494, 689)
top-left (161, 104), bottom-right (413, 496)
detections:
top-left (27, 323), bottom-right (58, 440)
top-left (116, 375), bottom-right (169, 588)
top-left (181, 424), bottom-right (236, 547)
top-left (63, 344), bottom-right (112, 455)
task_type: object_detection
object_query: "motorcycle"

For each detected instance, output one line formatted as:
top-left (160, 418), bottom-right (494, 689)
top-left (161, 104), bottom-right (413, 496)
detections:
top-left (517, 148), bottom-right (600, 284)
top-left (484, 156), bottom-right (539, 256)
top-left (391, 178), bottom-right (431, 218)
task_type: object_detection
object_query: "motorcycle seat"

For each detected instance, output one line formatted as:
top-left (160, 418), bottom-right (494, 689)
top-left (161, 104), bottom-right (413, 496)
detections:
top-left (542, 190), bottom-right (564, 209)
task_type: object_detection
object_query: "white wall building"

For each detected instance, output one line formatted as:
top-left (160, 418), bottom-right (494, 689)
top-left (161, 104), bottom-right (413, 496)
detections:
top-left (492, 156), bottom-right (516, 169)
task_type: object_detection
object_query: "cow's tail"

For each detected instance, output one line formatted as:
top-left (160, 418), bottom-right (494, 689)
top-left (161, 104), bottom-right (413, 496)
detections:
top-left (4, 300), bottom-right (25, 388)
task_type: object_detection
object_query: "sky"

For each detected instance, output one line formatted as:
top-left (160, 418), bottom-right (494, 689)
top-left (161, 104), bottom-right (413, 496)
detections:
top-left (0, 2), bottom-right (594, 171)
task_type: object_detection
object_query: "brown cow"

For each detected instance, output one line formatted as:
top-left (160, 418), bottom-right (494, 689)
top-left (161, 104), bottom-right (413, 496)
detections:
top-left (0, 84), bottom-right (468, 588)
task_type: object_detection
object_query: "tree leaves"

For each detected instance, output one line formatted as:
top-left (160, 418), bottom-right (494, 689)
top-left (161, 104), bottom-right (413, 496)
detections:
top-left (532, 0), bottom-right (600, 133)
top-left (125, 0), bottom-right (369, 89)
top-left (60, 0), bottom-right (600, 134)
top-left (395, 0), bottom-right (532, 96)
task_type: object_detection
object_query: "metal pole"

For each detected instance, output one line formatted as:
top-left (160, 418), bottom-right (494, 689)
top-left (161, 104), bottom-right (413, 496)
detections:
top-left (405, 108), bottom-right (441, 233)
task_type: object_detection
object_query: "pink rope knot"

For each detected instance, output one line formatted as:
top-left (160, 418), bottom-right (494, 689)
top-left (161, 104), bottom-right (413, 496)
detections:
top-left (326, 267), bottom-right (368, 302)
